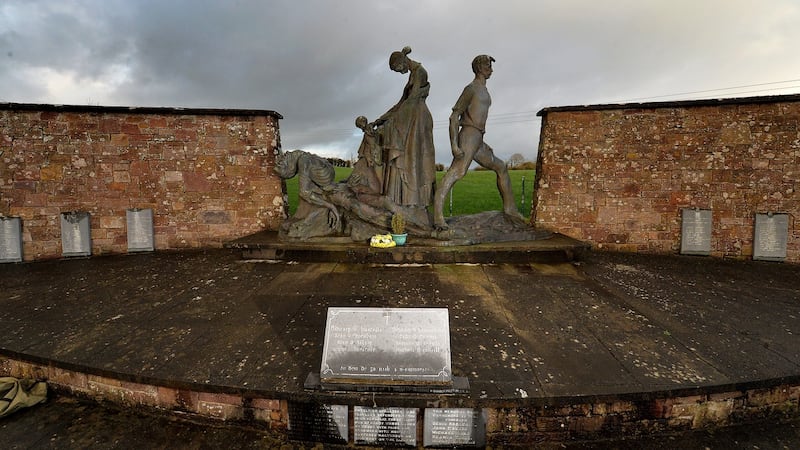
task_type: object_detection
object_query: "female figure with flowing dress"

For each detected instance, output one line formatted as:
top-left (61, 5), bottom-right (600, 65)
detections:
top-left (373, 46), bottom-right (436, 211)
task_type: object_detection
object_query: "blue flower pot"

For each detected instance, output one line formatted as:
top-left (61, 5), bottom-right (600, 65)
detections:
top-left (391, 233), bottom-right (407, 246)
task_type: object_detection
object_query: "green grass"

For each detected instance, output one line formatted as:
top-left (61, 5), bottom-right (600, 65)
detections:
top-left (284, 167), bottom-right (535, 218)
top-left (439, 169), bottom-right (535, 218)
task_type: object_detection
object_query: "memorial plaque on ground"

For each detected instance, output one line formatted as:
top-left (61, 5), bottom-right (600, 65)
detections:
top-left (354, 406), bottom-right (417, 446)
top-left (0, 217), bottom-right (23, 263)
top-left (680, 208), bottom-right (712, 255)
top-left (287, 402), bottom-right (348, 444)
top-left (320, 307), bottom-right (451, 385)
top-left (60, 212), bottom-right (91, 257)
top-left (126, 208), bottom-right (154, 252)
top-left (753, 213), bottom-right (788, 262)
top-left (423, 408), bottom-right (486, 447)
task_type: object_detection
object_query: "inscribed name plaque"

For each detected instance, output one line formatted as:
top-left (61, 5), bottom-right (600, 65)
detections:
top-left (424, 408), bottom-right (486, 447)
top-left (0, 217), bottom-right (23, 263)
top-left (680, 208), bottom-right (712, 255)
top-left (354, 406), bottom-right (417, 446)
top-left (60, 212), bottom-right (91, 257)
top-left (287, 402), bottom-right (348, 444)
top-left (126, 208), bottom-right (154, 252)
top-left (753, 213), bottom-right (788, 262)
top-left (320, 307), bottom-right (451, 386)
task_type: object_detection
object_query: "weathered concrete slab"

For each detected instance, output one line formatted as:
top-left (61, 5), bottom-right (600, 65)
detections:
top-left (1, 248), bottom-right (799, 408)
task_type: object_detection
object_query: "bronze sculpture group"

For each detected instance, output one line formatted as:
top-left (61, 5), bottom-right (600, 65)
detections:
top-left (275, 47), bottom-right (538, 244)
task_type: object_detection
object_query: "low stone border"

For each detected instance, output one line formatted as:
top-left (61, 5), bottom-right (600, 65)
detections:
top-left (2, 353), bottom-right (799, 446)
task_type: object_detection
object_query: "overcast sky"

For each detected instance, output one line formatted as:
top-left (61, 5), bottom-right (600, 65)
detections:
top-left (2, 0), bottom-right (800, 164)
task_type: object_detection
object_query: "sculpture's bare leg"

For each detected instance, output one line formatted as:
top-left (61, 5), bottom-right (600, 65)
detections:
top-left (433, 153), bottom-right (472, 230)
top-left (475, 143), bottom-right (525, 221)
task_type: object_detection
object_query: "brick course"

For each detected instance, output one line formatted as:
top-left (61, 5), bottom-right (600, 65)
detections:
top-left (0, 103), bottom-right (285, 260)
top-left (535, 94), bottom-right (800, 262)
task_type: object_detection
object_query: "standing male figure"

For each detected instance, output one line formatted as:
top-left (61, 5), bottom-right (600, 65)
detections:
top-left (432, 55), bottom-right (524, 230)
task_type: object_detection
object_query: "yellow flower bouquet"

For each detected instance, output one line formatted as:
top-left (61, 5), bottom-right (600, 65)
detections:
top-left (370, 234), bottom-right (396, 248)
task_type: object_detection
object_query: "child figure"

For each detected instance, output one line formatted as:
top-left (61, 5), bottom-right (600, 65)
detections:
top-left (347, 115), bottom-right (384, 199)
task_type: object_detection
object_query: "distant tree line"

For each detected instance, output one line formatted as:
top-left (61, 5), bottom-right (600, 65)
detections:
top-left (326, 157), bottom-right (351, 167)
top-left (473, 153), bottom-right (535, 171)
top-left (323, 156), bottom-right (531, 171)
top-left (507, 153), bottom-right (526, 168)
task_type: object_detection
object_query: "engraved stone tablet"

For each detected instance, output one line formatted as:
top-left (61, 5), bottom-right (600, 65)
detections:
top-left (60, 212), bottom-right (91, 257)
top-left (287, 402), bottom-right (348, 444)
top-left (127, 208), bottom-right (154, 252)
top-left (753, 213), bottom-right (788, 262)
top-left (424, 408), bottom-right (486, 447)
top-left (680, 208), bottom-right (712, 255)
top-left (0, 217), bottom-right (23, 263)
top-left (321, 307), bottom-right (451, 385)
top-left (354, 406), bottom-right (417, 446)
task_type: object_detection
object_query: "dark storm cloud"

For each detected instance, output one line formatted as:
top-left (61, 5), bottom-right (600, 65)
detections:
top-left (0, 2), bottom-right (132, 99)
top-left (2, 0), bottom-right (799, 163)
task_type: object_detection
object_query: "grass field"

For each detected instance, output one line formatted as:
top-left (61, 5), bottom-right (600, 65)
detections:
top-left (284, 167), bottom-right (535, 218)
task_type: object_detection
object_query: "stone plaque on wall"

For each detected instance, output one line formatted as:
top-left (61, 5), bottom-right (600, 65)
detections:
top-left (423, 408), bottom-right (486, 447)
top-left (0, 217), bottom-right (23, 263)
top-left (127, 208), bottom-right (154, 252)
top-left (287, 402), bottom-right (348, 444)
top-left (320, 307), bottom-right (451, 385)
top-left (354, 406), bottom-right (417, 446)
top-left (680, 208), bottom-right (712, 255)
top-left (753, 213), bottom-right (789, 262)
top-left (60, 212), bottom-right (91, 257)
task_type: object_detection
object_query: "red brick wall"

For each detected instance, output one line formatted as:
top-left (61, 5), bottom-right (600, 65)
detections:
top-left (534, 95), bottom-right (800, 262)
top-left (1, 104), bottom-right (285, 260)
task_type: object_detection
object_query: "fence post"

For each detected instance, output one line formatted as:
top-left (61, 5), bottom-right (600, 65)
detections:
top-left (448, 189), bottom-right (453, 217)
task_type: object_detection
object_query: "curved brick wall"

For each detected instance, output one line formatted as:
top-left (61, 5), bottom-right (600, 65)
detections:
top-left (0, 103), bottom-right (285, 260)
top-left (535, 94), bottom-right (800, 262)
top-left (2, 354), bottom-right (798, 444)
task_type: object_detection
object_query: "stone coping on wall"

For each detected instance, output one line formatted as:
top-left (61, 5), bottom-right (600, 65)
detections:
top-left (536, 93), bottom-right (800, 116)
top-left (0, 101), bottom-right (283, 120)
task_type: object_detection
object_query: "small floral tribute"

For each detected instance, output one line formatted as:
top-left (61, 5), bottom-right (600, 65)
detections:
top-left (370, 234), bottom-right (396, 248)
